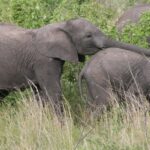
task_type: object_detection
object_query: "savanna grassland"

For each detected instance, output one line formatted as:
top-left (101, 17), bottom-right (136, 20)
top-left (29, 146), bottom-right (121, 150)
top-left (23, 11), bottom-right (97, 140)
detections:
top-left (0, 0), bottom-right (150, 149)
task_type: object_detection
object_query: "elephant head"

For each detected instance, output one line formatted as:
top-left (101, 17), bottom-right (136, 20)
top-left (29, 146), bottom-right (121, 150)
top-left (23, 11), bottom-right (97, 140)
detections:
top-left (35, 18), bottom-right (104, 63)
top-left (35, 18), bottom-right (150, 63)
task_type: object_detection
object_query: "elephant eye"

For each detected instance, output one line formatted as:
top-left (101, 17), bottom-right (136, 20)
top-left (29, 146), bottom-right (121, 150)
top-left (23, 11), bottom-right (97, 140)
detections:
top-left (86, 33), bottom-right (92, 38)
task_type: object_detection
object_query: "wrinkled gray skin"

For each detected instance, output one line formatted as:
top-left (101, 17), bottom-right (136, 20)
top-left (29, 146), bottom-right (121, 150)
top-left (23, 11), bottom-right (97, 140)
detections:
top-left (79, 48), bottom-right (150, 109)
top-left (1, 18), bottom-right (150, 113)
top-left (116, 4), bottom-right (150, 31)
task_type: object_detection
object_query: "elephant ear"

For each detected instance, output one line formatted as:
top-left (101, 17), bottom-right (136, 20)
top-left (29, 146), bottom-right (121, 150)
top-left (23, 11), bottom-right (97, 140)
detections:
top-left (35, 28), bottom-right (79, 63)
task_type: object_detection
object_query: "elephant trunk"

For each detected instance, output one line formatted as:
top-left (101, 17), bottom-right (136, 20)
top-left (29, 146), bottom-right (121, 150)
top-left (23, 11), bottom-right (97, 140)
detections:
top-left (104, 38), bottom-right (150, 56)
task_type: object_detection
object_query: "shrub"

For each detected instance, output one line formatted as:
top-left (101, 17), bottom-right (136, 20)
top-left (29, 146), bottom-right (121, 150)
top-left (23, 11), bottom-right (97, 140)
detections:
top-left (119, 12), bottom-right (150, 47)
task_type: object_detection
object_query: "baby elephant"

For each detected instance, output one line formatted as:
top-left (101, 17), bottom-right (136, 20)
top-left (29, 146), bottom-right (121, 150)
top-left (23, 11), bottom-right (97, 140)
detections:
top-left (79, 48), bottom-right (150, 109)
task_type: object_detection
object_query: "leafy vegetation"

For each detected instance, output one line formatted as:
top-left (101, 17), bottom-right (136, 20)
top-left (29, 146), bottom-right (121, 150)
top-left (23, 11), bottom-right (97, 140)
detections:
top-left (119, 12), bottom-right (150, 47)
top-left (0, 0), bottom-right (150, 149)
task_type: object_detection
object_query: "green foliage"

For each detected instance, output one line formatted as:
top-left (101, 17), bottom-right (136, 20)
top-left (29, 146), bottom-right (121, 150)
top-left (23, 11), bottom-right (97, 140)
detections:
top-left (11, 0), bottom-right (50, 28)
top-left (0, 0), bottom-right (12, 22)
top-left (0, 0), bottom-right (62, 28)
top-left (119, 12), bottom-right (150, 47)
top-left (51, 0), bottom-right (115, 30)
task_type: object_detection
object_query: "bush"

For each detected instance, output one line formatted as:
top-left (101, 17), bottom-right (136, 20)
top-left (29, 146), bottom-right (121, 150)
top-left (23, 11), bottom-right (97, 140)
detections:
top-left (0, 0), bottom-right (63, 28)
top-left (119, 12), bottom-right (150, 47)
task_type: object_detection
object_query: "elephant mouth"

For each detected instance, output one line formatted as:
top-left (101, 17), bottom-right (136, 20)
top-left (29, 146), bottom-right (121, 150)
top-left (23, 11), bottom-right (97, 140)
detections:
top-left (84, 47), bottom-right (103, 55)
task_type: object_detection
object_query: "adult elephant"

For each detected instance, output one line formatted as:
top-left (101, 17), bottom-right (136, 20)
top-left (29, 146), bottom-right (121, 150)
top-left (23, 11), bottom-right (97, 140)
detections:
top-left (79, 48), bottom-right (150, 109)
top-left (116, 4), bottom-right (150, 31)
top-left (0, 18), bottom-right (150, 113)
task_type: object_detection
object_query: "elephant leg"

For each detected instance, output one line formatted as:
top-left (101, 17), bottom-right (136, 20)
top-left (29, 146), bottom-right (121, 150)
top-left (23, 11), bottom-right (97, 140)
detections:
top-left (126, 65), bottom-right (150, 106)
top-left (85, 77), bottom-right (112, 113)
top-left (34, 58), bottom-right (64, 115)
top-left (124, 82), bottom-right (145, 108)
top-left (142, 63), bottom-right (150, 102)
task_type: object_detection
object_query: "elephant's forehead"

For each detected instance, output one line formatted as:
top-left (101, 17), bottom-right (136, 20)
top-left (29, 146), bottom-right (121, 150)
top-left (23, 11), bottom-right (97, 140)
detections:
top-left (72, 19), bottom-right (98, 31)
top-left (79, 22), bottom-right (98, 31)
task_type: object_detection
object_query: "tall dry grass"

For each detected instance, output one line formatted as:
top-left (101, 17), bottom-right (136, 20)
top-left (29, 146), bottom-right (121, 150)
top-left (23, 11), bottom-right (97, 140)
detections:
top-left (0, 90), bottom-right (150, 150)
